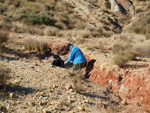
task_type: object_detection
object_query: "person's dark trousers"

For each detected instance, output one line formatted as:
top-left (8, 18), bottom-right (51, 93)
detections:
top-left (73, 62), bottom-right (87, 71)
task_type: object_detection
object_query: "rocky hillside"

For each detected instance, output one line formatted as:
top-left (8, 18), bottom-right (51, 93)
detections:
top-left (0, 0), bottom-right (150, 113)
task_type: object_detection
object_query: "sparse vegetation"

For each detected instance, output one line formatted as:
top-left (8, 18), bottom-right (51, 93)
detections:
top-left (23, 38), bottom-right (49, 55)
top-left (85, 0), bottom-right (103, 8)
top-left (124, 11), bottom-right (150, 38)
top-left (11, 22), bottom-right (43, 35)
top-left (107, 100), bottom-right (124, 113)
top-left (0, 0), bottom-right (86, 30)
top-left (0, 18), bottom-right (12, 30)
top-left (112, 35), bottom-right (150, 67)
top-left (0, 31), bottom-right (9, 53)
top-left (44, 27), bottom-right (59, 36)
top-left (73, 75), bottom-right (84, 93)
top-left (113, 50), bottom-right (134, 67)
top-left (0, 0), bottom-right (149, 113)
top-left (68, 70), bottom-right (87, 93)
top-left (0, 65), bottom-right (10, 86)
top-left (112, 43), bottom-right (135, 67)
top-left (0, 0), bottom-right (113, 38)
top-left (81, 30), bottom-right (91, 38)
top-left (131, 41), bottom-right (150, 58)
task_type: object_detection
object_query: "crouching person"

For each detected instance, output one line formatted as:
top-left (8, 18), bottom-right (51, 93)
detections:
top-left (64, 43), bottom-right (87, 71)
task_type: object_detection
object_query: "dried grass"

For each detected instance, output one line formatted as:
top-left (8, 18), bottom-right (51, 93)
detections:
top-left (44, 27), bottom-right (59, 36)
top-left (0, 65), bottom-right (10, 86)
top-left (124, 10), bottom-right (150, 37)
top-left (0, 31), bottom-right (9, 53)
top-left (68, 70), bottom-right (87, 93)
top-left (23, 38), bottom-right (49, 55)
top-left (11, 22), bottom-right (43, 35)
top-left (113, 50), bottom-right (134, 67)
top-left (131, 40), bottom-right (150, 58)
top-left (112, 36), bottom-right (150, 67)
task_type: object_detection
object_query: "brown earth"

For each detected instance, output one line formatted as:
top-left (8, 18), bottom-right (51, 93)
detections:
top-left (0, 33), bottom-right (123, 113)
top-left (0, 31), bottom-right (149, 113)
top-left (0, 0), bottom-right (150, 113)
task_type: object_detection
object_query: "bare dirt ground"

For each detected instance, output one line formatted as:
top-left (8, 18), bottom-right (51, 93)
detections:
top-left (0, 0), bottom-right (150, 112)
top-left (0, 32), bottom-right (124, 113)
top-left (0, 31), bottom-right (149, 113)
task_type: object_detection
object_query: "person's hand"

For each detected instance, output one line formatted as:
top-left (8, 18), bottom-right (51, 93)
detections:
top-left (64, 61), bottom-right (67, 65)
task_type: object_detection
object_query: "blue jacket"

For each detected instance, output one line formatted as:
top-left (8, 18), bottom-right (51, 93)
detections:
top-left (66, 46), bottom-right (87, 64)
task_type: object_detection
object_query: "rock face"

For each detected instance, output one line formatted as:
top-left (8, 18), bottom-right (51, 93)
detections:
top-left (89, 64), bottom-right (150, 110)
top-left (109, 0), bottom-right (135, 18)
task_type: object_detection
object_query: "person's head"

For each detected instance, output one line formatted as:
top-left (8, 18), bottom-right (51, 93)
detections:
top-left (66, 43), bottom-right (73, 51)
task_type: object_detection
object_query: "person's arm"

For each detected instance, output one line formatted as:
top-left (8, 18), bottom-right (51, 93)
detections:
top-left (65, 50), bottom-right (74, 63)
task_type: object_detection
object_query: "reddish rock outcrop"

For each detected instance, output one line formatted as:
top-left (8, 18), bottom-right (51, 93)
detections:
top-left (89, 63), bottom-right (150, 111)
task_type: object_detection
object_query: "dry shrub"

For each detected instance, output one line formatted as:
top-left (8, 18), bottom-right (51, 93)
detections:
top-left (38, 41), bottom-right (49, 55)
top-left (0, 65), bottom-right (10, 86)
top-left (131, 41), bottom-right (150, 58)
top-left (55, 21), bottom-right (67, 29)
top-left (112, 43), bottom-right (132, 54)
top-left (77, 38), bottom-right (86, 44)
top-left (135, 8), bottom-right (144, 13)
top-left (87, 41), bottom-right (106, 51)
top-left (67, 70), bottom-right (87, 93)
top-left (113, 50), bottom-right (134, 67)
top-left (23, 38), bottom-right (34, 51)
top-left (0, 18), bottom-right (12, 30)
top-left (124, 11), bottom-right (150, 37)
top-left (112, 43), bottom-right (135, 67)
top-left (23, 38), bottom-right (49, 55)
top-left (79, 29), bottom-right (91, 38)
top-left (44, 27), bottom-right (59, 36)
top-left (73, 75), bottom-right (87, 93)
top-left (113, 33), bottom-right (150, 67)
top-left (11, 22), bottom-right (43, 35)
top-left (91, 27), bottom-right (104, 37)
top-left (0, 31), bottom-right (9, 53)
top-left (68, 70), bottom-right (87, 93)
top-left (73, 76), bottom-right (83, 93)
top-left (63, 30), bottom-right (84, 38)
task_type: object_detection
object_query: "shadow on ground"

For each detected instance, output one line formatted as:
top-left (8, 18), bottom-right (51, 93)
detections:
top-left (0, 47), bottom-right (57, 61)
top-left (123, 64), bottom-right (146, 69)
top-left (80, 92), bottom-right (109, 100)
top-left (0, 85), bottom-right (36, 100)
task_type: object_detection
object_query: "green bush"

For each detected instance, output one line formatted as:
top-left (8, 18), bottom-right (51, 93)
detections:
top-left (26, 15), bottom-right (56, 26)
top-left (26, 15), bottom-right (41, 25)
